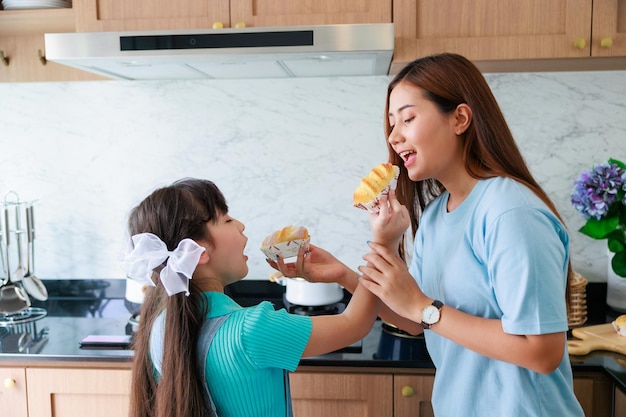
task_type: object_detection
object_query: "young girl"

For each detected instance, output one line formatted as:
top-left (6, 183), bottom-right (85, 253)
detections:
top-left (122, 178), bottom-right (379, 417)
top-left (275, 54), bottom-right (585, 417)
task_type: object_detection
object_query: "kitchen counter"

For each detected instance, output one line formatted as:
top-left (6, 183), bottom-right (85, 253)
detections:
top-left (1, 279), bottom-right (625, 391)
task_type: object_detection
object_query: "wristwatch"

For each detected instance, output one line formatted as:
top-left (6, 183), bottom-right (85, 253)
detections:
top-left (420, 300), bottom-right (444, 329)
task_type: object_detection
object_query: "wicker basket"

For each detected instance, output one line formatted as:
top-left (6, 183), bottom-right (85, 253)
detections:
top-left (568, 272), bottom-right (588, 328)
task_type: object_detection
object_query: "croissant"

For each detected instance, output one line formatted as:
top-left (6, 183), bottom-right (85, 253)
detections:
top-left (353, 163), bottom-right (400, 211)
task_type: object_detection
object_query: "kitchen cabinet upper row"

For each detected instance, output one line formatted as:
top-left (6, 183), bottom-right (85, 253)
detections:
top-left (0, 0), bottom-right (625, 82)
top-left (391, 0), bottom-right (626, 73)
top-left (73, 0), bottom-right (392, 32)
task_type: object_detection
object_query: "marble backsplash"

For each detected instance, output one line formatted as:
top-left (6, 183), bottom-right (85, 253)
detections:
top-left (0, 71), bottom-right (624, 283)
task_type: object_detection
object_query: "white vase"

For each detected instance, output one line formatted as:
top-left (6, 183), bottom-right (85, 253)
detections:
top-left (606, 252), bottom-right (626, 312)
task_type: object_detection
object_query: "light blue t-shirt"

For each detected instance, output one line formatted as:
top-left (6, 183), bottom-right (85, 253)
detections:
top-left (150, 291), bottom-right (312, 417)
top-left (409, 177), bottom-right (584, 417)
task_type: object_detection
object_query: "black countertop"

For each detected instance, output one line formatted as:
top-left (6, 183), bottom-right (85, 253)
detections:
top-left (0, 279), bottom-right (625, 391)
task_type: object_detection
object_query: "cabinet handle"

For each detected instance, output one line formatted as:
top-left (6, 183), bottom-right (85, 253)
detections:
top-left (212, 21), bottom-right (224, 29)
top-left (401, 385), bottom-right (415, 398)
top-left (38, 49), bottom-right (47, 65)
top-left (600, 38), bottom-right (613, 48)
top-left (573, 38), bottom-right (586, 49)
top-left (0, 50), bottom-right (8, 66)
top-left (4, 378), bottom-right (16, 389)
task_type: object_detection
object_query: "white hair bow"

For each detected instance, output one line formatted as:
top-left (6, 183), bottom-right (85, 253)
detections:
top-left (121, 233), bottom-right (205, 296)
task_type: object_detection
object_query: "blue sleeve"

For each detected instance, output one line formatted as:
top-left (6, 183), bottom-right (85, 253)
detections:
top-left (241, 301), bottom-right (312, 371)
top-left (486, 207), bottom-right (570, 335)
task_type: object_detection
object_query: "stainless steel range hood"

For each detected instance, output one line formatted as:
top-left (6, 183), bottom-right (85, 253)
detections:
top-left (44, 23), bottom-right (394, 80)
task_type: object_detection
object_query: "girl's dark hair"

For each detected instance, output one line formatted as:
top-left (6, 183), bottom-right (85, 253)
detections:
top-left (385, 53), bottom-right (573, 308)
top-left (128, 178), bottom-right (228, 417)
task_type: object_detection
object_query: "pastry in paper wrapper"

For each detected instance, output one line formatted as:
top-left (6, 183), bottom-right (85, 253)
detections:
top-left (353, 163), bottom-right (400, 213)
top-left (612, 314), bottom-right (626, 336)
top-left (260, 226), bottom-right (310, 259)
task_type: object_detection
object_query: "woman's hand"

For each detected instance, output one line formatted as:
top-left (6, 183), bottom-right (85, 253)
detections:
top-left (358, 242), bottom-right (428, 323)
top-left (370, 190), bottom-right (410, 251)
top-left (266, 244), bottom-right (355, 287)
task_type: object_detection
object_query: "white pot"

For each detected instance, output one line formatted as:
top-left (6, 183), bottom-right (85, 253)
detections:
top-left (125, 278), bottom-right (147, 304)
top-left (606, 252), bottom-right (626, 312)
top-left (276, 277), bottom-right (344, 306)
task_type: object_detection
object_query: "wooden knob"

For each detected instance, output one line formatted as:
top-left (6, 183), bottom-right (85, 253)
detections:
top-left (4, 378), bottom-right (16, 389)
top-left (401, 385), bottom-right (414, 397)
top-left (600, 38), bottom-right (613, 48)
top-left (574, 38), bottom-right (586, 49)
top-left (235, 22), bottom-right (246, 28)
top-left (212, 21), bottom-right (224, 29)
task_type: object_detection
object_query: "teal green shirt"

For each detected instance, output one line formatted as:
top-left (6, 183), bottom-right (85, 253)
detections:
top-left (150, 292), bottom-right (312, 417)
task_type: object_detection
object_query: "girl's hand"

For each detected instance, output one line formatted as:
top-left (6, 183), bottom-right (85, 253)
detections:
top-left (370, 190), bottom-right (410, 250)
top-left (357, 242), bottom-right (427, 322)
top-left (266, 244), bottom-right (353, 287)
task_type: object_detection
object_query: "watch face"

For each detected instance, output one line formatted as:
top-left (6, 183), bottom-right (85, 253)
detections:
top-left (422, 305), bottom-right (441, 324)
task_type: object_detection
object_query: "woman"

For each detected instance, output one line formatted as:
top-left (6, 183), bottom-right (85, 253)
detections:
top-left (274, 53), bottom-right (584, 417)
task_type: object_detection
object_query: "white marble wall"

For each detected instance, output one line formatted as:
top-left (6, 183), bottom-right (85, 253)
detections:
top-left (0, 71), bottom-right (624, 282)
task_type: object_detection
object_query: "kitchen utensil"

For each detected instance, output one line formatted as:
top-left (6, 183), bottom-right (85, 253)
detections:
top-left (0, 284), bottom-right (31, 314)
top-left (567, 323), bottom-right (626, 355)
top-left (3, 206), bottom-right (11, 284)
top-left (125, 277), bottom-right (147, 304)
top-left (374, 320), bottom-right (430, 361)
top-left (269, 271), bottom-right (344, 307)
top-left (21, 206), bottom-right (47, 301)
top-left (12, 201), bottom-right (25, 282)
top-left (22, 274), bottom-right (48, 301)
top-left (0, 215), bottom-right (7, 286)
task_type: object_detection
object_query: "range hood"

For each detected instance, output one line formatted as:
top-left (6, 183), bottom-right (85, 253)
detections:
top-left (44, 23), bottom-right (394, 80)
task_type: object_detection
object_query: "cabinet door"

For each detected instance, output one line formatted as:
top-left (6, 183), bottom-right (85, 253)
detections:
top-left (290, 372), bottom-right (392, 417)
top-left (0, 367), bottom-right (28, 417)
top-left (394, 374), bottom-right (434, 417)
top-left (573, 372), bottom-right (613, 417)
top-left (616, 386), bottom-right (626, 417)
top-left (0, 35), bottom-right (106, 82)
top-left (230, 0), bottom-right (391, 28)
top-left (591, 0), bottom-right (626, 56)
top-left (26, 368), bottom-right (131, 417)
top-left (392, 0), bottom-right (592, 72)
top-left (74, 0), bottom-right (231, 32)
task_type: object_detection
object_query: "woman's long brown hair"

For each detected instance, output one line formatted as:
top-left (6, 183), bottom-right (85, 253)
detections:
top-left (127, 178), bottom-right (228, 417)
top-left (385, 53), bottom-right (572, 309)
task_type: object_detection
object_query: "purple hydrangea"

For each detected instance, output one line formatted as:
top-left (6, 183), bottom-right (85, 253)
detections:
top-left (571, 162), bottom-right (626, 220)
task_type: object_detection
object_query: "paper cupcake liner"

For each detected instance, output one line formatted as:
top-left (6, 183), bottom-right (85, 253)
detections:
top-left (260, 238), bottom-right (310, 259)
top-left (354, 167), bottom-right (399, 213)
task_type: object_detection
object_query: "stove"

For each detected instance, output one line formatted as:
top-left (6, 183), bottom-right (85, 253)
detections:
top-left (0, 307), bottom-right (49, 354)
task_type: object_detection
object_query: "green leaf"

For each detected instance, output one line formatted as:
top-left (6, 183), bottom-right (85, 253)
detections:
top-left (611, 250), bottom-right (626, 278)
top-left (608, 237), bottom-right (625, 253)
top-left (579, 216), bottom-right (620, 239)
top-left (609, 158), bottom-right (626, 169)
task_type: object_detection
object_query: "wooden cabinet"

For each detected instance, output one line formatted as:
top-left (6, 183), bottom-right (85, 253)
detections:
top-left (26, 367), bottom-right (131, 417)
top-left (73, 0), bottom-right (230, 32)
top-left (0, 35), bottom-right (106, 82)
top-left (394, 374), bottom-right (435, 417)
top-left (0, 367), bottom-right (28, 417)
top-left (592, 0), bottom-right (626, 57)
top-left (0, 365), bottom-right (131, 417)
top-left (290, 372), bottom-right (393, 417)
top-left (74, 0), bottom-right (392, 32)
top-left (573, 371), bottom-right (613, 417)
top-left (229, 0), bottom-right (391, 28)
top-left (616, 386), bottom-right (626, 417)
top-left (390, 0), bottom-right (626, 73)
top-left (290, 370), bottom-right (435, 417)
